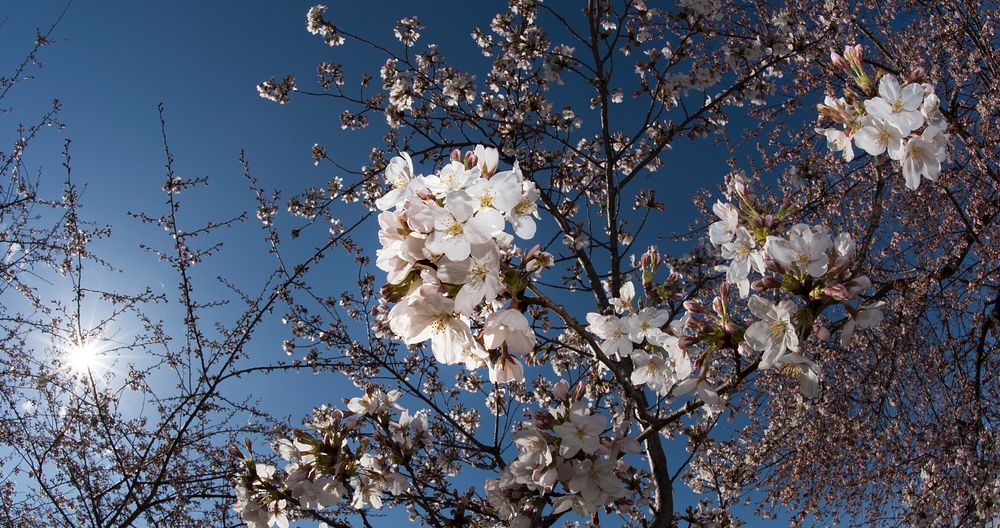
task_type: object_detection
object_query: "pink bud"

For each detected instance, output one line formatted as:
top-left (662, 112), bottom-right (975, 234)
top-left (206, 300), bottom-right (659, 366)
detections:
top-left (450, 149), bottom-right (462, 162)
top-left (830, 50), bottom-right (848, 70)
top-left (677, 336), bottom-right (699, 349)
top-left (723, 319), bottom-right (737, 334)
top-left (552, 379), bottom-right (570, 401)
top-left (572, 379), bottom-right (588, 400)
top-left (711, 296), bottom-right (724, 314)
top-left (845, 44), bottom-right (863, 65)
top-left (824, 284), bottom-right (851, 301)
top-left (751, 279), bottom-right (767, 292)
top-left (907, 66), bottom-right (926, 83)
top-left (416, 187), bottom-right (436, 200)
top-left (761, 276), bottom-right (781, 289)
top-left (763, 255), bottom-right (781, 273)
top-left (463, 151), bottom-right (478, 170)
top-left (719, 282), bottom-right (730, 299)
top-left (683, 300), bottom-right (705, 314)
top-left (525, 243), bottom-right (540, 261)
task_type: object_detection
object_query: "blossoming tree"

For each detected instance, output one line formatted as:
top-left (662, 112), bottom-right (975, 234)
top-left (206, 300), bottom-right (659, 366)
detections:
top-left (231, 0), bottom-right (1000, 526)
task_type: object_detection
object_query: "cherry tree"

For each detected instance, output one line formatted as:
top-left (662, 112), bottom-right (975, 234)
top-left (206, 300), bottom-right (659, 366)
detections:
top-left (233, 0), bottom-right (998, 527)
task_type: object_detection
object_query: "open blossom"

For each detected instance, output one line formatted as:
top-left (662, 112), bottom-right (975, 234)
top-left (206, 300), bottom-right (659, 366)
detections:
top-left (552, 402), bottom-right (606, 457)
top-left (841, 301), bottom-right (886, 346)
top-left (609, 281), bottom-right (635, 314)
top-left (424, 193), bottom-right (503, 261)
top-left (721, 227), bottom-right (764, 297)
top-left (509, 180), bottom-right (541, 239)
top-left (631, 351), bottom-right (674, 394)
top-left (864, 74), bottom-right (925, 134)
top-left (744, 297), bottom-right (799, 368)
top-left (482, 309), bottom-right (535, 356)
top-left (388, 293), bottom-right (485, 367)
top-left (901, 126), bottom-right (947, 190)
top-left (567, 458), bottom-right (625, 508)
top-left (585, 313), bottom-right (634, 358)
top-left (817, 127), bottom-right (855, 162)
top-left (375, 152), bottom-right (422, 211)
top-left (774, 354), bottom-right (821, 398)
top-left (853, 116), bottom-right (904, 160)
top-left (765, 223), bottom-right (833, 277)
top-left (467, 168), bottom-right (522, 216)
top-left (348, 389), bottom-right (403, 416)
top-left (675, 376), bottom-right (723, 412)
top-left (423, 160), bottom-right (476, 194)
top-left (709, 200), bottom-right (739, 245)
top-left (627, 307), bottom-right (669, 343)
top-left (436, 246), bottom-right (501, 314)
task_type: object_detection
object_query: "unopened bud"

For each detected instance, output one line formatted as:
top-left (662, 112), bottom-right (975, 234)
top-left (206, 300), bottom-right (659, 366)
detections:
top-left (450, 149), bottom-right (462, 163)
top-left (830, 50), bottom-right (849, 70)
top-left (823, 283), bottom-right (851, 301)
top-left (761, 275), bottom-right (781, 289)
top-left (416, 187), bottom-right (436, 200)
top-left (844, 44), bottom-right (863, 66)
top-left (711, 296), bottom-right (724, 314)
top-left (677, 336), bottom-right (700, 349)
top-left (719, 282), bottom-right (730, 299)
top-left (552, 379), bottom-right (569, 401)
top-left (907, 66), bottom-right (926, 84)
top-left (722, 319), bottom-right (737, 334)
top-left (683, 300), bottom-right (705, 314)
top-left (463, 151), bottom-right (478, 170)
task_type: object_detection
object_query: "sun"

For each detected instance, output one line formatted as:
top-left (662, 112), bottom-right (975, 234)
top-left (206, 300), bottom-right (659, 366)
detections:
top-left (64, 339), bottom-right (103, 375)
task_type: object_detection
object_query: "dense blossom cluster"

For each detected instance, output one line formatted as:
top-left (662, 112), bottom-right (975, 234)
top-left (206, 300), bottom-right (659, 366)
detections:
top-left (706, 176), bottom-right (887, 396)
top-left (375, 146), bottom-right (548, 384)
top-left (486, 389), bottom-right (642, 523)
top-left (232, 389), bottom-right (426, 526)
top-left (816, 46), bottom-right (949, 189)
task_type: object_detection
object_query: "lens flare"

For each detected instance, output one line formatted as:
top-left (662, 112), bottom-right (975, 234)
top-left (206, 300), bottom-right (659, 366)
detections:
top-left (64, 339), bottom-right (102, 374)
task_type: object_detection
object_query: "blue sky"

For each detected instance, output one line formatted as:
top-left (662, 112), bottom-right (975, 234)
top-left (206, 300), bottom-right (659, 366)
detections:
top-left (2, 2), bottom-right (804, 525)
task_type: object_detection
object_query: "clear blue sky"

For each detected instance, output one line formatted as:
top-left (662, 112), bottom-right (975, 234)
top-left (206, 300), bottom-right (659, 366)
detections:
top-left (2, 2), bottom-right (803, 525)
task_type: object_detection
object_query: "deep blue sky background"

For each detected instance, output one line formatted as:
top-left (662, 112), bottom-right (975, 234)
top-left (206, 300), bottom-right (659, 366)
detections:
top-left (2, 1), bottom-right (803, 525)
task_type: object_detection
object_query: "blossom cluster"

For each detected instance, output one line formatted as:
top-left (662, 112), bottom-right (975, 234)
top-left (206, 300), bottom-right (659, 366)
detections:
top-left (817, 45), bottom-right (949, 190)
top-left (375, 146), bottom-right (549, 384)
top-left (486, 386), bottom-right (641, 523)
top-left (704, 177), bottom-right (886, 396)
top-left (232, 389), bottom-right (428, 527)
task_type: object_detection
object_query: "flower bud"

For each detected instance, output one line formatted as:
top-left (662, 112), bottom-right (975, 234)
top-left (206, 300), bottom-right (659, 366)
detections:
top-left (844, 44), bottom-right (863, 67)
top-left (824, 283), bottom-right (851, 301)
top-left (722, 319), bottom-right (737, 334)
top-left (678, 336), bottom-right (701, 349)
top-left (463, 151), bottom-right (478, 170)
top-left (719, 282), bottom-right (730, 300)
top-left (761, 275), bottom-right (781, 289)
top-left (416, 187), bottom-right (436, 200)
top-left (450, 148), bottom-right (462, 163)
top-left (907, 66), bottom-right (926, 84)
top-left (830, 50), bottom-right (849, 70)
top-left (552, 379), bottom-right (569, 401)
top-left (683, 300), bottom-right (705, 314)
top-left (711, 296), bottom-right (724, 314)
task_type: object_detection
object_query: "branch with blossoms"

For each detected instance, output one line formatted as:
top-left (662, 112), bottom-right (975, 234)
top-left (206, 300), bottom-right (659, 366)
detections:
top-left (229, 0), bottom-right (1000, 525)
